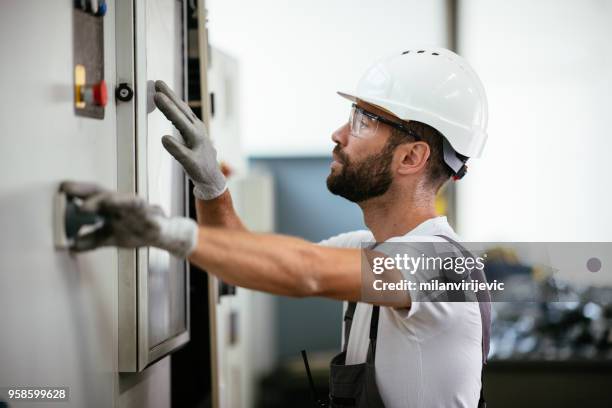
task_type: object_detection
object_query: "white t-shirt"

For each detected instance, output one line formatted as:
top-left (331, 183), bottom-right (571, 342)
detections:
top-left (319, 216), bottom-right (483, 408)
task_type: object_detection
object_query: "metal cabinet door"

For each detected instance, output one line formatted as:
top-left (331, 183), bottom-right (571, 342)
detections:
top-left (116, 0), bottom-right (190, 373)
top-left (0, 2), bottom-right (118, 406)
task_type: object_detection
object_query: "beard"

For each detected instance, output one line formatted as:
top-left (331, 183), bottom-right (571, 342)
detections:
top-left (326, 142), bottom-right (395, 203)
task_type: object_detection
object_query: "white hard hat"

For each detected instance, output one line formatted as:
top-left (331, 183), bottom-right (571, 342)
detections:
top-left (338, 48), bottom-right (488, 178)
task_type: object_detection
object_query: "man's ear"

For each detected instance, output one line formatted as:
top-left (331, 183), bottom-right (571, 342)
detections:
top-left (396, 142), bottom-right (430, 176)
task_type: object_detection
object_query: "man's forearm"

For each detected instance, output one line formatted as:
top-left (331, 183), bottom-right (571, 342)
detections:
top-left (186, 226), bottom-right (411, 307)
top-left (195, 189), bottom-right (246, 230)
top-left (187, 227), bottom-right (363, 300)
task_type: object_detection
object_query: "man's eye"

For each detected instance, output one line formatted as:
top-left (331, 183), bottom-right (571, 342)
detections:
top-left (360, 119), bottom-right (370, 129)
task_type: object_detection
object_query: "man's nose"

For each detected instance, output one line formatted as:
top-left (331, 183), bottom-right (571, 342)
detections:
top-left (332, 123), bottom-right (350, 146)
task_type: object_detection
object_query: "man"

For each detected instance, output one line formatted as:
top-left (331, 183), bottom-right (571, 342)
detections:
top-left (62, 48), bottom-right (489, 407)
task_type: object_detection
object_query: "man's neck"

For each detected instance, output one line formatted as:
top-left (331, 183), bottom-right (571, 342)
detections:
top-left (359, 188), bottom-right (438, 242)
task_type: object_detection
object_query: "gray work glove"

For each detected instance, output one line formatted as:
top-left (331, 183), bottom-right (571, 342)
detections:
top-left (153, 80), bottom-right (227, 200)
top-left (60, 181), bottom-right (199, 258)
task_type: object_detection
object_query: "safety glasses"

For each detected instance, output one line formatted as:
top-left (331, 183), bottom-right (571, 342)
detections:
top-left (348, 104), bottom-right (421, 141)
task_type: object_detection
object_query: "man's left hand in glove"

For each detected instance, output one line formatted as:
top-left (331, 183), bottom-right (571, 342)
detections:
top-left (60, 181), bottom-right (198, 259)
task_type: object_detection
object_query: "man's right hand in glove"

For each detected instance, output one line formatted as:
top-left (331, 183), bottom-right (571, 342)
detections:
top-left (153, 80), bottom-right (227, 201)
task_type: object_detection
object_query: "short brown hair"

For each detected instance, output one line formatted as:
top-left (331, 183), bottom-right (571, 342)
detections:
top-left (389, 122), bottom-right (453, 191)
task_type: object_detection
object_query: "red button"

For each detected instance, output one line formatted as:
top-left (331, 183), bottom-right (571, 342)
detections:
top-left (92, 80), bottom-right (108, 107)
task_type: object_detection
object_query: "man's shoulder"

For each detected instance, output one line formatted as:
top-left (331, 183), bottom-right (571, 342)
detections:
top-left (386, 216), bottom-right (460, 243)
top-left (317, 217), bottom-right (459, 248)
top-left (318, 230), bottom-right (373, 248)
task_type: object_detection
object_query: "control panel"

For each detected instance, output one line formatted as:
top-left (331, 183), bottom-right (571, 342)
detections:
top-left (73, 0), bottom-right (108, 119)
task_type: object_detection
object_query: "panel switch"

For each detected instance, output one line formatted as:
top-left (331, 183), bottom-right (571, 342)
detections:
top-left (75, 67), bottom-right (108, 109)
top-left (90, 80), bottom-right (108, 107)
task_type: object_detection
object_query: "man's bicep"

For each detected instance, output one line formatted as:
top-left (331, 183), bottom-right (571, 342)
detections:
top-left (361, 248), bottom-right (412, 308)
top-left (311, 246), bottom-right (362, 301)
top-left (313, 246), bottom-right (411, 308)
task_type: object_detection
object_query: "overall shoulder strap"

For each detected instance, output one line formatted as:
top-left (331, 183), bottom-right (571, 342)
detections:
top-left (343, 302), bottom-right (381, 358)
top-left (343, 302), bottom-right (357, 352)
top-left (436, 234), bottom-right (490, 408)
top-left (435, 234), bottom-right (491, 361)
top-left (369, 305), bottom-right (380, 357)
top-left (344, 240), bottom-right (381, 352)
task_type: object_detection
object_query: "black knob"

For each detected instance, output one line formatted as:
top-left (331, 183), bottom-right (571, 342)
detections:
top-left (116, 83), bottom-right (134, 102)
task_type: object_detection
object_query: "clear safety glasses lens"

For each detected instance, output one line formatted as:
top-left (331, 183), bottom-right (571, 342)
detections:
top-left (349, 106), bottom-right (379, 139)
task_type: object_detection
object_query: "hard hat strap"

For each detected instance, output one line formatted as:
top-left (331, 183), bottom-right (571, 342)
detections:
top-left (442, 137), bottom-right (469, 180)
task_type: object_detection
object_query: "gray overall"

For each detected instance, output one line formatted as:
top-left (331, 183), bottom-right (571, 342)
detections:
top-left (328, 235), bottom-right (491, 408)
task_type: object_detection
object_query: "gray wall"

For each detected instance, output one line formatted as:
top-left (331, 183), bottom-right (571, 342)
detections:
top-left (250, 157), bottom-right (366, 359)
